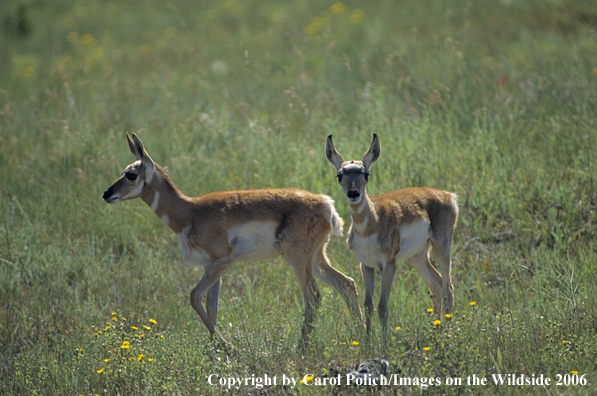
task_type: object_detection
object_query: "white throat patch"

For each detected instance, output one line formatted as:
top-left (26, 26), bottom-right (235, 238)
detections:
top-left (353, 216), bottom-right (368, 234)
top-left (145, 164), bottom-right (155, 185)
top-left (151, 191), bottom-right (160, 211)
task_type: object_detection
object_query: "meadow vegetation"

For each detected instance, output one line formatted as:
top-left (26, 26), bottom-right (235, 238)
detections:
top-left (1, 0), bottom-right (597, 394)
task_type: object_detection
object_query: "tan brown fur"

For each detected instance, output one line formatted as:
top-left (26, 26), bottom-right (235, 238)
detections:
top-left (103, 133), bottom-right (361, 349)
top-left (326, 134), bottom-right (458, 334)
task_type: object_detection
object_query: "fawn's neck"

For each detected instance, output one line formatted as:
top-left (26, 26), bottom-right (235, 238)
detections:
top-left (140, 166), bottom-right (193, 234)
top-left (348, 192), bottom-right (377, 235)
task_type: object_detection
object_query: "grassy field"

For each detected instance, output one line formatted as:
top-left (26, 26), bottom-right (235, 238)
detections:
top-left (1, 0), bottom-right (597, 394)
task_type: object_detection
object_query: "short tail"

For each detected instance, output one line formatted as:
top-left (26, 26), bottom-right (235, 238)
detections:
top-left (449, 192), bottom-right (459, 228)
top-left (331, 208), bottom-right (344, 236)
top-left (322, 195), bottom-right (344, 236)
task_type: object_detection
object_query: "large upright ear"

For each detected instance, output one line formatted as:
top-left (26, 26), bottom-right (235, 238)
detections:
top-left (361, 133), bottom-right (380, 171)
top-left (128, 133), bottom-right (155, 182)
top-left (127, 132), bottom-right (155, 174)
top-left (127, 133), bottom-right (142, 160)
top-left (127, 133), bottom-right (153, 164)
top-left (325, 135), bottom-right (345, 170)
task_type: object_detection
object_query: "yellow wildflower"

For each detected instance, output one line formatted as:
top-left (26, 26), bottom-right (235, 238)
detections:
top-left (149, 318), bottom-right (157, 324)
top-left (433, 320), bottom-right (441, 326)
top-left (121, 341), bottom-right (130, 349)
top-left (330, 2), bottom-right (346, 14)
top-left (97, 368), bottom-right (105, 373)
top-left (304, 25), bottom-right (317, 36)
top-left (81, 34), bottom-right (96, 47)
top-left (351, 9), bottom-right (364, 24)
top-left (301, 375), bottom-right (314, 384)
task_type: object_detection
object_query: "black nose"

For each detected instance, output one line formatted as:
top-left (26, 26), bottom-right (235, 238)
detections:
top-left (102, 188), bottom-right (113, 200)
top-left (347, 189), bottom-right (360, 199)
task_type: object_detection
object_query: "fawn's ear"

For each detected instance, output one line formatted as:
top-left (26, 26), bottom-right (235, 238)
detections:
top-left (127, 133), bottom-right (143, 160)
top-left (361, 133), bottom-right (380, 172)
top-left (127, 133), bottom-right (155, 182)
top-left (127, 133), bottom-right (153, 165)
top-left (325, 135), bottom-right (345, 170)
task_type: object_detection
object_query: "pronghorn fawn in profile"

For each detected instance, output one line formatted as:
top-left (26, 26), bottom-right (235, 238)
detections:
top-left (325, 134), bottom-right (458, 334)
top-left (102, 133), bottom-right (362, 348)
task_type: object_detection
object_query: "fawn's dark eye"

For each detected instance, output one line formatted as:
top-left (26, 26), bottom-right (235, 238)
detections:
top-left (337, 173), bottom-right (343, 183)
top-left (125, 172), bottom-right (138, 181)
top-left (364, 172), bottom-right (370, 182)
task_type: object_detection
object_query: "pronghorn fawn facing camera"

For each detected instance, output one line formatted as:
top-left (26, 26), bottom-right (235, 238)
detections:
top-left (103, 133), bottom-right (362, 348)
top-left (325, 134), bottom-right (458, 334)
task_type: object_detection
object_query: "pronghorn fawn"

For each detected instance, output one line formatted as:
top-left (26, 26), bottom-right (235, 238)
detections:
top-left (325, 134), bottom-right (458, 334)
top-left (102, 133), bottom-right (362, 348)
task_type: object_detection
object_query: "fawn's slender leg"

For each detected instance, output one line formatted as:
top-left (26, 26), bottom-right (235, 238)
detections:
top-left (408, 248), bottom-right (443, 316)
top-left (378, 260), bottom-right (397, 334)
top-left (314, 249), bottom-right (362, 320)
top-left (206, 277), bottom-right (222, 324)
top-left (361, 263), bottom-right (375, 334)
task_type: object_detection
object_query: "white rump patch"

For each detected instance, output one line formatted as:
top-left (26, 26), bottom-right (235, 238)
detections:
top-left (227, 221), bottom-right (281, 262)
top-left (395, 218), bottom-right (431, 260)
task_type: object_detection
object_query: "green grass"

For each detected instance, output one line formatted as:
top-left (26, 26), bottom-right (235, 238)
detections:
top-left (1, 0), bottom-right (597, 394)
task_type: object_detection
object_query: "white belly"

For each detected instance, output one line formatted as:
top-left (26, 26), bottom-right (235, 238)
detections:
top-left (227, 221), bottom-right (281, 262)
top-left (352, 218), bottom-right (431, 268)
top-left (176, 221), bottom-right (281, 267)
top-left (395, 218), bottom-right (431, 260)
top-left (178, 231), bottom-right (210, 267)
